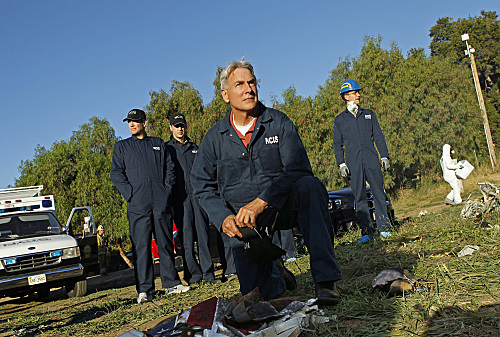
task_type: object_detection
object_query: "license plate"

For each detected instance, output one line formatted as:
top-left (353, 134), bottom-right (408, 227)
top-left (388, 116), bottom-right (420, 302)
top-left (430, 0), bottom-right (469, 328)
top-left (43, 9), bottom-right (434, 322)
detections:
top-left (28, 274), bottom-right (46, 285)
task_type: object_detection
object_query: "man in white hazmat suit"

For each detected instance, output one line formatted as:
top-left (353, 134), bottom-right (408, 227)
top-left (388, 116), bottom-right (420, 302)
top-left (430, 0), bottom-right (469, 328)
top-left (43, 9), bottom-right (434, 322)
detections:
top-left (440, 144), bottom-right (464, 205)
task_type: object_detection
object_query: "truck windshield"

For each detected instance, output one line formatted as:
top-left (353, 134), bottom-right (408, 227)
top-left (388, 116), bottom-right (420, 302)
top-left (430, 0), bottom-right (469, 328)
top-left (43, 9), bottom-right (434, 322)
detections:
top-left (0, 213), bottom-right (62, 241)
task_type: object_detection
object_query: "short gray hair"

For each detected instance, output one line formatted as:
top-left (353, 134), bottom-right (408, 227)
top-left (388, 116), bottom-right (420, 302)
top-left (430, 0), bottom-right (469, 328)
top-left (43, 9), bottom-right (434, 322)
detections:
top-left (220, 60), bottom-right (255, 90)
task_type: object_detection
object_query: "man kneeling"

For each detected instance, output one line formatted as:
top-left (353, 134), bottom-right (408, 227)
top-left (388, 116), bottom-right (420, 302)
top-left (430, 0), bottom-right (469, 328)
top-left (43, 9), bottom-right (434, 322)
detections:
top-left (191, 60), bottom-right (342, 304)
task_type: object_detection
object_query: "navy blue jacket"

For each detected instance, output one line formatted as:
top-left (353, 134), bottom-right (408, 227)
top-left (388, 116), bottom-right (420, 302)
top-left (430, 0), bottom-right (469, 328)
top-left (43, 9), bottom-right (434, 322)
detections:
top-left (166, 137), bottom-right (198, 200)
top-left (110, 135), bottom-right (175, 212)
top-left (191, 103), bottom-right (313, 229)
top-left (333, 108), bottom-right (389, 167)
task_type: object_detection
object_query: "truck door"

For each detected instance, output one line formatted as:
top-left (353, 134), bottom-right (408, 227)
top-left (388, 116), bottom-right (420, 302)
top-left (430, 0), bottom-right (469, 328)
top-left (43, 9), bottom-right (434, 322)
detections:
top-left (65, 207), bottom-right (99, 276)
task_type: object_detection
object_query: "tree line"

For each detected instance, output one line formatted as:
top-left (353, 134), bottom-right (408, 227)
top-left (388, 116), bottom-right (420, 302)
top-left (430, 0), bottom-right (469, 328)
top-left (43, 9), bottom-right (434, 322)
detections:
top-left (15, 11), bottom-right (500, 249)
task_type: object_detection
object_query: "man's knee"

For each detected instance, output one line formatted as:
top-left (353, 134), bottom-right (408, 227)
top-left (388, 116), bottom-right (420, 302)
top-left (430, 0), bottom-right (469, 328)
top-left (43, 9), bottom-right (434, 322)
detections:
top-left (293, 176), bottom-right (327, 196)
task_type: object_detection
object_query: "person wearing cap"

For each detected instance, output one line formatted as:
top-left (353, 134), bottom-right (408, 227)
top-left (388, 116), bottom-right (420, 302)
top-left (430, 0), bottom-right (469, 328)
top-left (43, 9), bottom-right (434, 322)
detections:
top-left (97, 225), bottom-right (107, 274)
top-left (191, 61), bottom-right (342, 304)
top-left (333, 80), bottom-right (392, 243)
top-left (165, 113), bottom-right (217, 285)
top-left (110, 108), bottom-right (189, 304)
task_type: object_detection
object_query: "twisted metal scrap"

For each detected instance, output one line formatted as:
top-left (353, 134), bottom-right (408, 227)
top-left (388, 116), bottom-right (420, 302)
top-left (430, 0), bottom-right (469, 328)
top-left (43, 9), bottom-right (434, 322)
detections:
top-left (461, 182), bottom-right (500, 219)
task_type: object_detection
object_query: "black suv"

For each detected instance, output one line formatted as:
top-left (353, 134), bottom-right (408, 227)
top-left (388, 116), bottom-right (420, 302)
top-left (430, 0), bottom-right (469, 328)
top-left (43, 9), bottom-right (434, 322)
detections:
top-left (328, 188), bottom-right (395, 234)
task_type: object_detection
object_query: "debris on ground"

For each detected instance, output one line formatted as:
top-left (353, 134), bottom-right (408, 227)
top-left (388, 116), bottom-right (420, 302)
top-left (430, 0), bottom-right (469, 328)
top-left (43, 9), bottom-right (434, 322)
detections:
top-left (418, 210), bottom-right (429, 217)
top-left (118, 329), bottom-right (145, 337)
top-left (457, 245), bottom-right (480, 257)
top-left (372, 268), bottom-right (422, 296)
top-left (119, 288), bottom-right (335, 337)
top-left (478, 221), bottom-right (500, 231)
top-left (461, 182), bottom-right (500, 219)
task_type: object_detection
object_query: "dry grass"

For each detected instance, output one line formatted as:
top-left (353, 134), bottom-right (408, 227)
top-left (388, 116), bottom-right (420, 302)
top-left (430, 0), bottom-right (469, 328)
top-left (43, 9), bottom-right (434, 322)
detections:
top-left (392, 168), bottom-right (500, 219)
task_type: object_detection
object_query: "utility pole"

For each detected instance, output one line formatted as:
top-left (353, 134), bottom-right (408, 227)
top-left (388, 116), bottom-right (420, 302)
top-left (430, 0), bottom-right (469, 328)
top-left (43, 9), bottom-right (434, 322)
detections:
top-left (462, 33), bottom-right (497, 169)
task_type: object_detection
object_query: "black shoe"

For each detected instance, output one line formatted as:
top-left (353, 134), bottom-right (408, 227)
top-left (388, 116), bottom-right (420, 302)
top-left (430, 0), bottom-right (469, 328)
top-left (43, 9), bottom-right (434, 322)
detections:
top-left (315, 283), bottom-right (341, 305)
top-left (278, 259), bottom-right (297, 291)
top-left (188, 279), bottom-right (202, 286)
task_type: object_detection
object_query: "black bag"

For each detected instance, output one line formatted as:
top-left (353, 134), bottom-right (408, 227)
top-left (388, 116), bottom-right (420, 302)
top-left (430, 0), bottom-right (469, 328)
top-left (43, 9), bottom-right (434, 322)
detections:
top-left (237, 207), bottom-right (285, 266)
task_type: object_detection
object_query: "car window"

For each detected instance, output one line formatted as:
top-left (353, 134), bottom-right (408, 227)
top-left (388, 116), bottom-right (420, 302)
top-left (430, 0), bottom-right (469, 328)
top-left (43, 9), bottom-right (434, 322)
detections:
top-left (0, 213), bottom-right (62, 240)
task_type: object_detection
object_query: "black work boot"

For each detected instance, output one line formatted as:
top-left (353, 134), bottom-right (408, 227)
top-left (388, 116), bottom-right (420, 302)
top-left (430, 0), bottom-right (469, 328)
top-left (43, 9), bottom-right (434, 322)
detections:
top-left (277, 259), bottom-right (297, 291)
top-left (315, 282), bottom-right (341, 305)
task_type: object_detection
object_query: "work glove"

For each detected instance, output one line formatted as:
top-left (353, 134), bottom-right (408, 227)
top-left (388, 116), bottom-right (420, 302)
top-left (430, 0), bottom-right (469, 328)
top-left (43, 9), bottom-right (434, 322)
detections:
top-left (381, 158), bottom-right (390, 171)
top-left (339, 163), bottom-right (350, 178)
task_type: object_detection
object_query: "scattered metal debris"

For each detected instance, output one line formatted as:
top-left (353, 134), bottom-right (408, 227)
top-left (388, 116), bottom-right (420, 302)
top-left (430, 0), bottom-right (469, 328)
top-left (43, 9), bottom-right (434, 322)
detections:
top-left (118, 292), bottom-right (335, 337)
top-left (418, 210), bottom-right (429, 217)
top-left (461, 182), bottom-right (500, 219)
top-left (457, 245), bottom-right (480, 257)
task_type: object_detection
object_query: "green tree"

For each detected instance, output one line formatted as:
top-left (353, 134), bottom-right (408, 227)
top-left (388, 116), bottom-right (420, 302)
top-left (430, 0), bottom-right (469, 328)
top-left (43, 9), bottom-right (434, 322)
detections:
top-left (145, 80), bottom-right (205, 142)
top-left (429, 10), bottom-right (500, 148)
top-left (16, 117), bottom-right (131, 264)
top-left (17, 142), bottom-right (77, 221)
top-left (68, 117), bottom-right (126, 239)
top-left (275, 35), bottom-right (488, 191)
top-left (146, 68), bottom-right (230, 145)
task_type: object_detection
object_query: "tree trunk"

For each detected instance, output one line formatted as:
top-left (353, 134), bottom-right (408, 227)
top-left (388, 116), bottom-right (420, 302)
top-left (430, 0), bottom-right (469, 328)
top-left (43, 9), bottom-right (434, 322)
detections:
top-left (116, 243), bottom-right (134, 269)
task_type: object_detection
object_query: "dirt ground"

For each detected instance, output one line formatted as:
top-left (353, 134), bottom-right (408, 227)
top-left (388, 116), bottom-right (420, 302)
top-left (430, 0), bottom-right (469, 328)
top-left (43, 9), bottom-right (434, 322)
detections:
top-left (0, 257), bottom-right (179, 304)
top-left (0, 261), bottom-right (190, 336)
top-left (394, 172), bottom-right (500, 219)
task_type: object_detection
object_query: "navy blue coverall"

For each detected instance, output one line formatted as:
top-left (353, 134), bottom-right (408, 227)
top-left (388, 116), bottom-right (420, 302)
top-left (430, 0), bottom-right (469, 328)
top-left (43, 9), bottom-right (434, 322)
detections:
top-left (215, 228), bottom-right (236, 277)
top-left (166, 137), bottom-right (215, 284)
top-left (191, 102), bottom-right (342, 300)
top-left (333, 107), bottom-right (391, 235)
top-left (110, 135), bottom-right (180, 294)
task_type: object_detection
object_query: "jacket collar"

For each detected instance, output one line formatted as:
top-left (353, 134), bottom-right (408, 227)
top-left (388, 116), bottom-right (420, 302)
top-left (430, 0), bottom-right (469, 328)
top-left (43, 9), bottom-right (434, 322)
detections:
top-left (169, 135), bottom-right (192, 145)
top-left (219, 102), bottom-right (270, 134)
top-left (132, 134), bottom-right (149, 141)
top-left (342, 107), bottom-right (365, 118)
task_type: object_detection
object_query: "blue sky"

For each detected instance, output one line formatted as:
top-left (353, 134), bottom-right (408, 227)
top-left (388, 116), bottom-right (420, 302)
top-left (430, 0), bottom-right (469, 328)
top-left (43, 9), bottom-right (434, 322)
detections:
top-left (1, 1), bottom-right (498, 189)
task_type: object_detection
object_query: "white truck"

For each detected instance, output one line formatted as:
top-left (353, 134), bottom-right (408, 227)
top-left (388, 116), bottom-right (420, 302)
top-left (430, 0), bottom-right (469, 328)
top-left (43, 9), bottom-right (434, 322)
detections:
top-left (0, 185), bottom-right (97, 299)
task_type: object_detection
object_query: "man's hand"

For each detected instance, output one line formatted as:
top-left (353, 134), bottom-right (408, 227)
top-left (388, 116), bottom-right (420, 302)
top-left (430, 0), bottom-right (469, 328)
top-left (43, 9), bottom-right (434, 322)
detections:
top-left (339, 163), bottom-right (350, 178)
top-left (235, 198), bottom-right (268, 228)
top-left (221, 215), bottom-right (242, 238)
top-left (381, 158), bottom-right (390, 171)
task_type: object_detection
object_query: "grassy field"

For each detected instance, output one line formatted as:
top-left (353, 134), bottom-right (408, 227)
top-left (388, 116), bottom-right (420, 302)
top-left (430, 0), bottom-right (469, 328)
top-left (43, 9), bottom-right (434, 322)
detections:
top-left (0, 172), bottom-right (499, 336)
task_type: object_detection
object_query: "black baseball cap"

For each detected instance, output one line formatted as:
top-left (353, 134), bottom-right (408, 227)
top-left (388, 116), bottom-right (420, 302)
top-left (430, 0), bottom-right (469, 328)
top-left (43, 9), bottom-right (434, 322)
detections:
top-left (123, 109), bottom-right (146, 122)
top-left (169, 113), bottom-right (187, 127)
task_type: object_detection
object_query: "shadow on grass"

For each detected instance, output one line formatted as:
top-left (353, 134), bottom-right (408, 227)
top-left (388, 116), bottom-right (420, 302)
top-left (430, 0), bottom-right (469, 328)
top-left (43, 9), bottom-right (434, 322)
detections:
top-left (419, 303), bottom-right (500, 336)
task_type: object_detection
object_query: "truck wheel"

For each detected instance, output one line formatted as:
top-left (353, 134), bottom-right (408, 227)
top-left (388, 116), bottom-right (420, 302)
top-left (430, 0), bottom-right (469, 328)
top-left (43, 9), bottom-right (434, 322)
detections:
top-left (36, 287), bottom-right (50, 299)
top-left (65, 277), bottom-right (87, 298)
